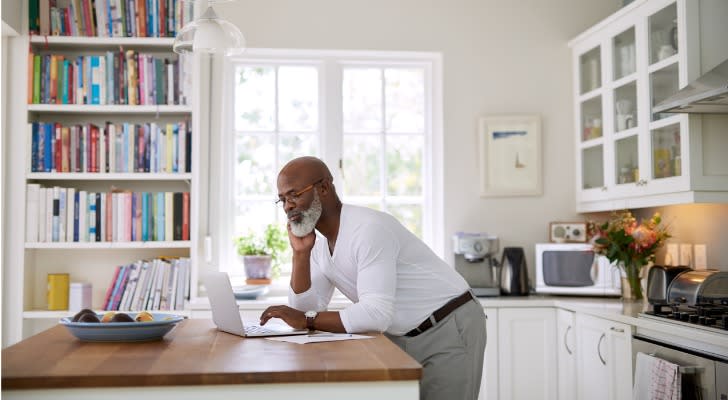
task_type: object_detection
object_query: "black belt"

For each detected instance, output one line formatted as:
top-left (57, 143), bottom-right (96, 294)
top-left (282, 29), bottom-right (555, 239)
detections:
top-left (405, 291), bottom-right (476, 337)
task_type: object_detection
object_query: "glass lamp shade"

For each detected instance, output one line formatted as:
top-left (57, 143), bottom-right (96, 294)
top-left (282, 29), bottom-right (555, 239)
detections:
top-left (173, 6), bottom-right (245, 56)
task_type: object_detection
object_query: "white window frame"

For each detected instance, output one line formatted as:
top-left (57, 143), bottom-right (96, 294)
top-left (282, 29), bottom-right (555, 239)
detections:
top-left (210, 48), bottom-right (444, 281)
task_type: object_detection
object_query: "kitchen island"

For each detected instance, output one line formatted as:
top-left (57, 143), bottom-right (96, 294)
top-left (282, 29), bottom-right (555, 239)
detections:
top-left (2, 319), bottom-right (422, 400)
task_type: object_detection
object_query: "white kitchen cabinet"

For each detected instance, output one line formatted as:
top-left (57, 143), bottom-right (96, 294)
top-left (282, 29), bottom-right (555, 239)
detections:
top-left (569, 0), bottom-right (728, 212)
top-left (576, 313), bottom-right (633, 400)
top-left (556, 309), bottom-right (577, 400)
top-left (488, 308), bottom-right (557, 400)
top-left (480, 307), bottom-right (498, 400)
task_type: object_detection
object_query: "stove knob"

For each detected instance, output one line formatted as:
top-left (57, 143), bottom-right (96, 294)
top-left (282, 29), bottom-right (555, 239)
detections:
top-left (722, 315), bottom-right (728, 330)
top-left (698, 316), bottom-right (707, 325)
top-left (672, 311), bottom-right (681, 319)
top-left (705, 317), bottom-right (716, 326)
top-left (680, 312), bottom-right (690, 322)
top-left (689, 315), bottom-right (699, 323)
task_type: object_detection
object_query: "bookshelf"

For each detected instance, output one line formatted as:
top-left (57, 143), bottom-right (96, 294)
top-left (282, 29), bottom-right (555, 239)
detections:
top-left (3, 1), bottom-right (205, 345)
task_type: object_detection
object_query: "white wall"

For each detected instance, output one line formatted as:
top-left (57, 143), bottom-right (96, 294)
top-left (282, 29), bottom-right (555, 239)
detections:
top-left (2, 0), bottom-right (23, 34)
top-left (216, 0), bottom-right (622, 278)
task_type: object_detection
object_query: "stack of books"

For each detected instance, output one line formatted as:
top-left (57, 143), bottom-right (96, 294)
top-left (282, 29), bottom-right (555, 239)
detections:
top-left (103, 257), bottom-right (190, 311)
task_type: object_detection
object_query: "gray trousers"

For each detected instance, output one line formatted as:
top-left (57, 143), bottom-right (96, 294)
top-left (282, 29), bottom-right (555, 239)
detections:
top-left (386, 296), bottom-right (487, 400)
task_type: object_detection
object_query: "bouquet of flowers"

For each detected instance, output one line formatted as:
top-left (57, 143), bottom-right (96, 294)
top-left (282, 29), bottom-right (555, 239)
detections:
top-left (587, 210), bottom-right (670, 299)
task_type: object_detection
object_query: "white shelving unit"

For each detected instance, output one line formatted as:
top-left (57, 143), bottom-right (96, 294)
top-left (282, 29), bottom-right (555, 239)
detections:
top-left (569, 0), bottom-right (728, 212)
top-left (4, 25), bottom-right (206, 345)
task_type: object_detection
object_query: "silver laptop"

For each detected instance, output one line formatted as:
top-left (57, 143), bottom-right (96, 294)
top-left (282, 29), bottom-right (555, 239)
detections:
top-left (202, 271), bottom-right (308, 338)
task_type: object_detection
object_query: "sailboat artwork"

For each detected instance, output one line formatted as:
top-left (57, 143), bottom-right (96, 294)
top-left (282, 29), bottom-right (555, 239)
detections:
top-left (493, 130), bottom-right (528, 170)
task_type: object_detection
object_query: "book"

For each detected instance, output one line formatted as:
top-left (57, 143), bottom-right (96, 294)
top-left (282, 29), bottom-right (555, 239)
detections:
top-left (95, 192), bottom-right (102, 242)
top-left (52, 186), bottom-right (60, 242)
top-left (46, 187), bottom-right (53, 241)
top-left (66, 188), bottom-right (75, 242)
top-left (78, 190), bottom-right (87, 241)
top-left (73, 190), bottom-right (80, 241)
top-left (38, 187), bottom-right (47, 242)
top-left (25, 184), bottom-right (41, 242)
top-left (119, 262), bottom-right (140, 310)
top-left (173, 192), bottom-right (182, 240)
top-left (110, 264), bottom-right (130, 310)
top-left (132, 261), bottom-right (150, 310)
top-left (164, 191), bottom-right (173, 242)
top-left (103, 265), bottom-right (122, 310)
top-left (58, 187), bottom-right (66, 242)
top-left (182, 192), bottom-right (189, 241)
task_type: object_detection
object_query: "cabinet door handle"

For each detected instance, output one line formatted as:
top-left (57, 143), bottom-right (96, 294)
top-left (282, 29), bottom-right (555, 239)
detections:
top-left (564, 325), bottom-right (573, 355)
top-left (610, 327), bottom-right (624, 333)
top-left (597, 333), bottom-right (606, 365)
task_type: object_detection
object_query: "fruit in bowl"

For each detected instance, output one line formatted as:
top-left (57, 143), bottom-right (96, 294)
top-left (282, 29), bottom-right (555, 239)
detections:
top-left (135, 311), bottom-right (154, 322)
top-left (71, 308), bottom-right (96, 322)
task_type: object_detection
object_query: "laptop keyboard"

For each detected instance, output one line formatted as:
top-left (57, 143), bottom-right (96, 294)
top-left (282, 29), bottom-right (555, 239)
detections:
top-left (244, 325), bottom-right (279, 335)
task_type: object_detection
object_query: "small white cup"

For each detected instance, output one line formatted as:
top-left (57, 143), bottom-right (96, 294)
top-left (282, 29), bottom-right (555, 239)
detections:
top-left (616, 114), bottom-right (634, 131)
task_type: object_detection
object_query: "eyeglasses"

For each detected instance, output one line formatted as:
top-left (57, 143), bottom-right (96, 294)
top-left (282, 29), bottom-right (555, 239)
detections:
top-left (275, 178), bottom-right (324, 206)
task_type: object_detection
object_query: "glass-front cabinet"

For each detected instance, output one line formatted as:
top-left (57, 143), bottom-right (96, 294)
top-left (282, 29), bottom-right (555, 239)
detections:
top-left (570, 0), bottom-right (728, 212)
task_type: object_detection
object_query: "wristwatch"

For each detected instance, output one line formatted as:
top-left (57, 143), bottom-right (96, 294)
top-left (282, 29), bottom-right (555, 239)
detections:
top-left (305, 310), bottom-right (318, 331)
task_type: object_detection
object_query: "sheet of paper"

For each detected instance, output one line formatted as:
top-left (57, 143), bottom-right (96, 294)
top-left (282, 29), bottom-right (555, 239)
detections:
top-left (265, 333), bottom-right (374, 344)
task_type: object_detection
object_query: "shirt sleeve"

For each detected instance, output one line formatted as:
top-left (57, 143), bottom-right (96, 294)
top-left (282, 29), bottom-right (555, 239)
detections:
top-left (339, 225), bottom-right (398, 333)
top-left (288, 246), bottom-right (335, 312)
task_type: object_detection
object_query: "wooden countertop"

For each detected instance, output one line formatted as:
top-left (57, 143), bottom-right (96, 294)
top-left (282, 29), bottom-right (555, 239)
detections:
top-left (2, 319), bottom-right (422, 390)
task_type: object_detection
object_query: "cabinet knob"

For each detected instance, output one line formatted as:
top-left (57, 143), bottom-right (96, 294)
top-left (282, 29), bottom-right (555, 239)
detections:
top-left (601, 186), bottom-right (608, 191)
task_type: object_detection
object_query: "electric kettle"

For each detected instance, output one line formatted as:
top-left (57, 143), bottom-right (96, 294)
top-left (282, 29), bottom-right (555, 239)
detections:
top-left (499, 247), bottom-right (530, 296)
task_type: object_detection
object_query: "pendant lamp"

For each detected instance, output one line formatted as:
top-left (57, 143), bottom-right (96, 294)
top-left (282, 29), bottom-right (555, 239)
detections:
top-left (173, 3), bottom-right (246, 56)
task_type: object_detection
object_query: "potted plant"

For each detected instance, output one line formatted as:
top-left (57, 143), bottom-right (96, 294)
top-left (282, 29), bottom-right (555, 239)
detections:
top-left (234, 224), bottom-right (288, 284)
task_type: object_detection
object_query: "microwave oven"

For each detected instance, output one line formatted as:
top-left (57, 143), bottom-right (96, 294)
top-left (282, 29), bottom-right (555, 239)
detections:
top-left (535, 243), bottom-right (621, 296)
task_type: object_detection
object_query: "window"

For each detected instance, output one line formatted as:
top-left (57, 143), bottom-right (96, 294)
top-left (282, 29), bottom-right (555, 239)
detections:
top-left (215, 49), bottom-right (443, 277)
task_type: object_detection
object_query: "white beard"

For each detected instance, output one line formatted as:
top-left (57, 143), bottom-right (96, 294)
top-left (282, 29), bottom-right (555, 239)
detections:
top-left (289, 190), bottom-right (322, 237)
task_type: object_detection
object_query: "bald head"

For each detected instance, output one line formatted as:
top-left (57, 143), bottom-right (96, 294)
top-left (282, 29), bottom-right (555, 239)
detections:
top-left (278, 156), bottom-right (333, 184)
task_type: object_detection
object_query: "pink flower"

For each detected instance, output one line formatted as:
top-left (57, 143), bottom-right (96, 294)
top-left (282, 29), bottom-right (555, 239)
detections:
top-left (632, 225), bottom-right (657, 248)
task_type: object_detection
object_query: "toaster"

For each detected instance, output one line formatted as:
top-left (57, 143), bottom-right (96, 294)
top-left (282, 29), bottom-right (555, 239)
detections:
top-left (646, 265), bottom-right (691, 304)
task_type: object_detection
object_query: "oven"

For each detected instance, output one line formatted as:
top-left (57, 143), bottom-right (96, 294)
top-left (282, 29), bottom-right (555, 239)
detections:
top-left (633, 268), bottom-right (728, 399)
top-left (632, 334), bottom-right (727, 400)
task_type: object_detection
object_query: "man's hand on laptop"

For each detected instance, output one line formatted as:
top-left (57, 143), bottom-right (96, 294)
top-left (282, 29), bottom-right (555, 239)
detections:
top-left (260, 305), bottom-right (306, 330)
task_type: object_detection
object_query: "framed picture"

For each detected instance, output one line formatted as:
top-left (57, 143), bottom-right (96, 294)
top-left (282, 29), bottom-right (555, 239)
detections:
top-left (478, 114), bottom-right (542, 197)
top-left (549, 222), bottom-right (588, 243)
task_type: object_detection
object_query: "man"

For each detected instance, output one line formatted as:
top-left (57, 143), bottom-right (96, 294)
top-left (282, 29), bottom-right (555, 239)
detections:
top-left (260, 156), bottom-right (486, 400)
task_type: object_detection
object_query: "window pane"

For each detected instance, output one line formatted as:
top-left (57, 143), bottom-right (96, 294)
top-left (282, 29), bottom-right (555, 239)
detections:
top-left (386, 136), bottom-right (423, 196)
top-left (279, 66), bottom-right (319, 132)
top-left (234, 201), bottom-right (277, 236)
top-left (279, 134), bottom-right (319, 166)
top-left (235, 134), bottom-right (275, 196)
top-left (388, 204), bottom-right (422, 238)
top-left (235, 66), bottom-right (276, 131)
top-left (342, 135), bottom-right (381, 196)
top-left (385, 68), bottom-right (425, 133)
top-left (343, 68), bottom-right (382, 132)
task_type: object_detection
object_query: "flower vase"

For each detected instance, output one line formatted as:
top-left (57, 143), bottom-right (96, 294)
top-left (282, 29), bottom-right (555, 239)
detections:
top-left (620, 261), bottom-right (643, 300)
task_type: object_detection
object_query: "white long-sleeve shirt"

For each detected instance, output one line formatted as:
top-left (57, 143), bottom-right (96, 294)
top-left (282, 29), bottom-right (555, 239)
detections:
top-left (289, 204), bottom-right (470, 335)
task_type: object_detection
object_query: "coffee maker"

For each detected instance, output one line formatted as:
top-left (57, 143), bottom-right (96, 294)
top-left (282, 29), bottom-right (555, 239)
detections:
top-left (452, 232), bottom-right (500, 296)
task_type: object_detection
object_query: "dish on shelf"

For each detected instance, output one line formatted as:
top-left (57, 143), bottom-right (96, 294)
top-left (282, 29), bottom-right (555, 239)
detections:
top-left (232, 285), bottom-right (269, 300)
top-left (59, 312), bottom-right (185, 342)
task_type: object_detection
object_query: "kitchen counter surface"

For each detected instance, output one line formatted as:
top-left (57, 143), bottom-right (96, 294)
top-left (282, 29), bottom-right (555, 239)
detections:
top-left (1, 319), bottom-right (421, 400)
